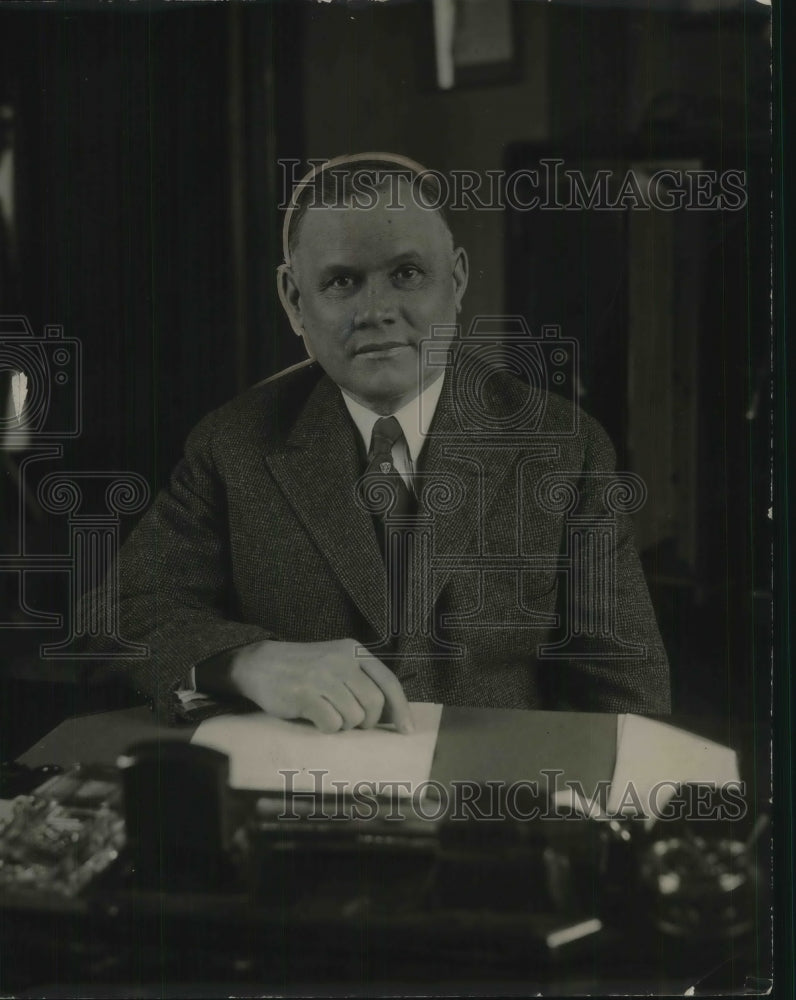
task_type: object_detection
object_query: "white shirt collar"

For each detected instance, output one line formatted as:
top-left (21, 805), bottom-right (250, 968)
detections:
top-left (340, 373), bottom-right (445, 462)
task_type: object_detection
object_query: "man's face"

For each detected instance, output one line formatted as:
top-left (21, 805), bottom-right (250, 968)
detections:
top-left (279, 181), bottom-right (468, 414)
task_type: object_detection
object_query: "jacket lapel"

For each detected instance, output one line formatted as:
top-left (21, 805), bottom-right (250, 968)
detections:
top-left (403, 372), bottom-right (560, 652)
top-left (262, 375), bottom-right (389, 639)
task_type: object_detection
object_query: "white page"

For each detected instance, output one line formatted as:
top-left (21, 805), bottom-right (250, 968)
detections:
top-left (608, 713), bottom-right (741, 819)
top-left (191, 702), bottom-right (443, 796)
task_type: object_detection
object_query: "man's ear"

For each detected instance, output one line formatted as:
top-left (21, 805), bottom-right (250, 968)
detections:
top-left (452, 247), bottom-right (469, 314)
top-left (277, 263), bottom-right (305, 338)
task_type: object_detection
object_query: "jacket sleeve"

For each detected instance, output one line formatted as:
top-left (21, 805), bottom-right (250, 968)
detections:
top-left (80, 411), bottom-right (274, 724)
top-left (541, 413), bottom-right (672, 715)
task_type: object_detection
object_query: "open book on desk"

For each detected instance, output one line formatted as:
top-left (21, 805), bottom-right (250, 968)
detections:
top-left (15, 703), bottom-right (742, 818)
top-left (190, 702), bottom-right (443, 796)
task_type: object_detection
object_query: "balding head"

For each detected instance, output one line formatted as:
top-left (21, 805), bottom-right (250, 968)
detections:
top-left (283, 153), bottom-right (454, 266)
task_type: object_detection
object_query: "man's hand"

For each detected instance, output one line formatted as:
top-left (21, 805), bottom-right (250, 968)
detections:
top-left (212, 638), bottom-right (414, 734)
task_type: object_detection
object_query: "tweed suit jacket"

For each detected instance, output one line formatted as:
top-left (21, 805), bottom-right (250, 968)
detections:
top-left (92, 358), bottom-right (671, 723)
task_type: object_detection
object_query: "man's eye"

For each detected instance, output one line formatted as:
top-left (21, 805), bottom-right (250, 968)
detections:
top-left (393, 266), bottom-right (423, 285)
top-left (325, 275), bottom-right (355, 291)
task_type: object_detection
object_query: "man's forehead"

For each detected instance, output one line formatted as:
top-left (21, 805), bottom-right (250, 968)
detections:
top-left (292, 182), bottom-right (450, 266)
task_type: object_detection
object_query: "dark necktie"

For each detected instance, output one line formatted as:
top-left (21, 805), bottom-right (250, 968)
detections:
top-left (365, 416), bottom-right (415, 521)
top-left (362, 417), bottom-right (417, 643)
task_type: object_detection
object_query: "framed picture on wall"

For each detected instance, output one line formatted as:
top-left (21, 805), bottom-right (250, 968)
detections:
top-left (431, 0), bottom-right (520, 90)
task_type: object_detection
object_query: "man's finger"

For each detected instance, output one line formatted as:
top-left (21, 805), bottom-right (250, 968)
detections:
top-left (319, 681), bottom-right (367, 730)
top-left (344, 673), bottom-right (386, 729)
top-left (301, 696), bottom-right (345, 734)
top-left (359, 657), bottom-right (414, 733)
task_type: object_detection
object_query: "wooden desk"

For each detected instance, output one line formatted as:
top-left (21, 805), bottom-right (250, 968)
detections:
top-left (5, 706), bottom-right (769, 997)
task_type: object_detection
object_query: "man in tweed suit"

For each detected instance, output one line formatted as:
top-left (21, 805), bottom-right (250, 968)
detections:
top-left (99, 154), bottom-right (670, 730)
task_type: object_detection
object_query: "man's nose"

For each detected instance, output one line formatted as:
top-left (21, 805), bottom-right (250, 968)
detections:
top-left (352, 275), bottom-right (396, 327)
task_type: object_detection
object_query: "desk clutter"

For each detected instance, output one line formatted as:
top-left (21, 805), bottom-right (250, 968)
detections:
top-left (0, 740), bottom-right (767, 992)
top-left (0, 767), bottom-right (123, 897)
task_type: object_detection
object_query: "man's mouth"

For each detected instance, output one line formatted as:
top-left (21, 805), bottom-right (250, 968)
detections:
top-left (353, 342), bottom-right (410, 357)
